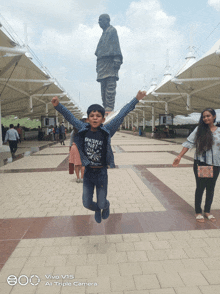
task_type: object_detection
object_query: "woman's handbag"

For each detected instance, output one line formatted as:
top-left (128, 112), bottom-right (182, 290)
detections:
top-left (197, 149), bottom-right (213, 178)
top-left (197, 165), bottom-right (213, 178)
top-left (69, 163), bottom-right (74, 174)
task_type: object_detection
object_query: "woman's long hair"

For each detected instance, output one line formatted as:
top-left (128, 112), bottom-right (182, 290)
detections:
top-left (195, 108), bottom-right (216, 155)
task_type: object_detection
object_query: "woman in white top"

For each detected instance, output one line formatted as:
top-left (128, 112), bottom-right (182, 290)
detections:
top-left (173, 108), bottom-right (220, 223)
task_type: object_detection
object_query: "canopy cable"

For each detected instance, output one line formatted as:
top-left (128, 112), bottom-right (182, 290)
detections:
top-left (174, 84), bottom-right (193, 110)
top-left (0, 61), bottom-right (18, 99)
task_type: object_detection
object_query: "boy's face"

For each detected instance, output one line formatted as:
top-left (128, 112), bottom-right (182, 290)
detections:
top-left (88, 111), bottom-right (105, 131)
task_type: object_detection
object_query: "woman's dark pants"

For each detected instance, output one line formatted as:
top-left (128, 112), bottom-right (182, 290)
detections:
top-left (193, 160), bottom-right (219, 214)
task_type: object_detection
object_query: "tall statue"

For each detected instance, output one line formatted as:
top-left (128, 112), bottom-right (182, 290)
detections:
top-left (95, 14), bottom-right (123, 112)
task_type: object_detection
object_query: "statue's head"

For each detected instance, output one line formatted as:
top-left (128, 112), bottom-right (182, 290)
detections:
top-left (98, 14), bottom-right (110, 29)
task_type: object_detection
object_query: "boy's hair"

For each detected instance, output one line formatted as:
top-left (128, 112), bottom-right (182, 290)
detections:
top-left (87, 104), bottom-right (105, 118)
top-left (10, 124), bottom-right (14, 128)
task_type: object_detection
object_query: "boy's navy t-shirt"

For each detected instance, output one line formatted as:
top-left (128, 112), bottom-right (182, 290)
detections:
top-left (83, 127), bottom-right (107, 166)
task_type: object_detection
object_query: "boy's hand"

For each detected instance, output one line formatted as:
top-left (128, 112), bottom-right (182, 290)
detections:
top-left (51, 96), bottom-right (59, 107)
top-left (136, 90), bottom-right (146, 101)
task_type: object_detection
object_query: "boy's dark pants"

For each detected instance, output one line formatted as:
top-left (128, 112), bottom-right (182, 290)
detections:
top-left (83, 167), bottom-right (109, 211)
top-left (193, 160), bottom-right (219, 214)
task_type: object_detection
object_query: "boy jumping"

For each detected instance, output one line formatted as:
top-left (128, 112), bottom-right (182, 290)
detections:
top-left (51, 90), bottom-right (146, 223)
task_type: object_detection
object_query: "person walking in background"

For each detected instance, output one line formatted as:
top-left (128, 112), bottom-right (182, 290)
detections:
top-left (59, 122), bottom-right (66, 145)
top-left (4, 124), bottom-right (19, 157)
top-left (53, 125), bottom-right (56, 141)
top-left (16, 123), bottom-right (22, 143)
top-left (1, 124), bottom-right (6, 143)
top-left (173, 108), bottom-right (220, 223)
top-left (69, 127), bottom-right (85, 183)
top-left (64, 127), bottom-right (67, 140)
top-left (55, 125), bottom-right (59, 142)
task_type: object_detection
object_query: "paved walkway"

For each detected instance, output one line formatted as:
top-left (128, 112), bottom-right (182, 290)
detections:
top-left (1, 132), bottom-right (220, 294)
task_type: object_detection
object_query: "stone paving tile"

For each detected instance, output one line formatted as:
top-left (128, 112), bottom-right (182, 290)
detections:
top-left (151, 240), bottom-right (171, 250)
top-left (75, 265), bottom-right (97, 279)
top-left (184, 247), bottom-right (209, 258)
top-left (181, 259), bottom-right (208, 272)
top-left (149, 289), bottom-right (176, 294)
top-left (202, 256), bottom-right (220, 270)
top-left (133, 274), bottom-right (160, 290)
top-left (199, 285), bottom-right (220, 294)
top-left (156, 272), bottom-right (185, 287)
top-left (127, 251), bottom-right (148, 262)
top-left (201, 269), bottom-right (220, 284)
top-left (116, 242), bottom-right (135, 251)
top-left (119, 262), bottom-right (142, 276)
top-left (110, 275), bottom-right (135, 292)
top-left (160, 260), bottom-right (185, 273)
top-left (0, 154), bottom-right (67, 170)
top-left (36, 146), bottom-right (68, 154)
top-left (105, 235), bottom-right (123, 243)
top-left (140, 261), bottom-right (165, 274)
top-left (133, 241), bottom-right (154, 251)
top-left (124, 291), bottom-right (150, 294)
top-left (146, 250), bottom-right (169, 261)
top-left (122, 145), bottom-right (183, 152)
top-left (174, 287), bottom-right (202, 294)
top-left (107, 252), bottom-right (128, 264)
top-left (0, 283), bottom-right (12, 294)
top-left (178, 271), bottom-right (209, 286)
top-left (10, 284), bottom-right (38, 294)
top-left (114, 152), bottom-right (191, 165)
top-left (97, 264), bottom-right (120, 277)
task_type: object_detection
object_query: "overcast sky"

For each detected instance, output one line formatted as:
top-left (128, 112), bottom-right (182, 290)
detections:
top-left (1, 0), bottom-right (220, 114)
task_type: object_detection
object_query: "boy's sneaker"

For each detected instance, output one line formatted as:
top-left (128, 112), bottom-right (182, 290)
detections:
top-left (80, 178), bottom-right (83, 183)
top-left (95, 209), bottom-right (102, 223)
top-left (76, 179), bottom-right (80, 183)
top-left (102, 203), bottom-right (110, 220)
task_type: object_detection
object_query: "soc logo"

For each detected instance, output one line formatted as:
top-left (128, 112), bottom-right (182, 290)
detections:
top-left (7, 275), bottom-right (40, 286)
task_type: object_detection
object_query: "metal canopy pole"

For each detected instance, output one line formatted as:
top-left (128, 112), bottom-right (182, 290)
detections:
top-left (165, 102), bottom-right (169, 114)
top-left (186, 94), bottom-right (191, 111)
top-left (143, 110), bottom-right (145, 131)
top-left (152, 106), bottom-right (155, 132)
top-left (30, 96), bottom-right (33, 112)
top-left (136, 113), bottom-right (139, 129)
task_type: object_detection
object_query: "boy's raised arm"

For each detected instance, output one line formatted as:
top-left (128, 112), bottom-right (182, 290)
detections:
top-left (136, 90), bottom-right (147, 101)
top-left (105, 90), bottom-right (146, 137)
top-left (51, 96), bottom-right (84, 130)
top-left (51, 96), bottom-right (60, 107)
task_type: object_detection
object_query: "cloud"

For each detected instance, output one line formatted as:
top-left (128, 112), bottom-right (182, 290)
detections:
top-left (208, 0), bottom-right (220, 11)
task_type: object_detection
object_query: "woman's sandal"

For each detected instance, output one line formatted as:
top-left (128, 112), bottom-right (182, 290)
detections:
top-left (204, 214), bottom-right (216, 222)
top-left (196, 214), bottom-right (205, 223)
